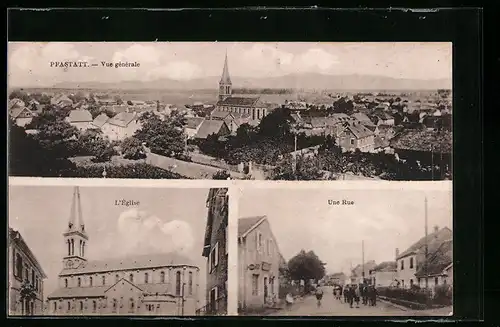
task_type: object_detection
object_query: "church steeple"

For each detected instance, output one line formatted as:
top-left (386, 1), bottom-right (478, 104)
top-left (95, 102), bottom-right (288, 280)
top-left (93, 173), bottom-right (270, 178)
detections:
top-left (63, 186), bottom-right (88, 269)
top-left (218, 51), bottom-right (232, 101)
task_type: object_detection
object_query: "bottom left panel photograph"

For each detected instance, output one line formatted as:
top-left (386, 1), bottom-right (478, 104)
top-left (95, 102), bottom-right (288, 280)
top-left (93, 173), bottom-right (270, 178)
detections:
top-left (8, 184), bottom-right (229, 317)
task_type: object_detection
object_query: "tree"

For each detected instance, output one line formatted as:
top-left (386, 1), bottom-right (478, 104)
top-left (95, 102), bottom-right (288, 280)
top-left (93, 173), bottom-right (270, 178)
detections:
top-left (288, 250), bottom-right (326, 291)
top-left (273, 154), bottom-right (324, 181)
top-left (333, 97), bottom-right (355, 115)
top-left (9, 89), bottom-right (31, 104)
top-left (212, 170), bottom-right (231, 180)
top-left (19, 280), bottom-right (37, 315)
top-left (134, 112), bottom-right (187, 158)
top-left (114, 95), bottom-right (123, 105)
top-left (120, 137), bottom-right (147, 160)
top-left (31, 113), bottom-right (80, 159)
top-left (233, 123), bottom-right (258, 146)
top-left (258, 107), bottom-right (293, 139)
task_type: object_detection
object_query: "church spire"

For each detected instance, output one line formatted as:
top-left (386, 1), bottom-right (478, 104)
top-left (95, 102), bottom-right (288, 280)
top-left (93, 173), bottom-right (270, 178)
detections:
top-left (220, 51), bottom-right (232, 85)
top-left (68, 186), bottom-right (86, 234)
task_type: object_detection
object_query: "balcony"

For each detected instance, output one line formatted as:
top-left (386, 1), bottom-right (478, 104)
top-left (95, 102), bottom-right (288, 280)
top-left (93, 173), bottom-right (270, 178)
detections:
top-left (195, 296), bottom-right (227, 316)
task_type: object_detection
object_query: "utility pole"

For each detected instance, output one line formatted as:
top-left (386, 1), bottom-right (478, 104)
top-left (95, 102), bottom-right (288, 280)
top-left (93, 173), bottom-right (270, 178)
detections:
top-left (181, 282), bottom-right (186, 315)
top-left (293, 133), bottom-right (298, 180)
top-left (362, 240), bottom-right (365, 283)
top-left (424, 197), bottom-right (429, 289)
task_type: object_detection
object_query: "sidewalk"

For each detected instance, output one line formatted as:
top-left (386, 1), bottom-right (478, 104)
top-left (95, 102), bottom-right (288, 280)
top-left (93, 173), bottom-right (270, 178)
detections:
top-left (378, 297), bottom-right (452, 316)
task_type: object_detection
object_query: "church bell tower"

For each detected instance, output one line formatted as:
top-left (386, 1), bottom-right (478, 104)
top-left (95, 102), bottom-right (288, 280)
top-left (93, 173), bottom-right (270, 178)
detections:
top-left (62, 186), bottom-right (88, 270)
top-left (218, 52), bottom-right (232, 101)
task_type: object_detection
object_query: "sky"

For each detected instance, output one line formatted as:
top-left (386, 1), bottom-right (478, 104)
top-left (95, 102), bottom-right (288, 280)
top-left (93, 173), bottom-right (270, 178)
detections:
top-left (238, 186), bottom-right (452, 276)
top-left (8, 185), bottom-right (210, 304)
top-left (7, 42), bottom-right (452, 87)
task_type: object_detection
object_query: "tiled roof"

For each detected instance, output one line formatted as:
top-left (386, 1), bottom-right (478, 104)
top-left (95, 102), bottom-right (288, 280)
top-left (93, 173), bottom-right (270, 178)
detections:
top-left (48, 285), bottom-right (108, 299)
top-left (58, 252), bottom-right (195, 276)
top-left (238, 216), bottom-right (266, 237)
top-left (210, 111), bottom-right (233, 120)
top-left (216, 97), bottom-right (260, 107)
top-left (9, 98), bottom-right (25, 109)
top-left (346, 123), bottom-right (374, 139)
top-left (390, 129), bottom-right (452, 153)
top-left (184, 117), bottom-right (205, 129)
top-left (9, 107), bottom-right (32, 119)
top-left (372, 261), bottom-right (397, 272)
top-left (107, 112), bottom-right (136, 128)
top-left (374, 136), bottom-right (390, 149)
top-left (68, 110), bottom-right (92, 123)
top-left (92, 113), bottom-right (110, 128)
top-left (415, 239), bottom-right (453, 277)
top-left (352, 112), bottom-right (372, 123)
top-left (397, 227), bottom-right (452, 260)
top-left (194, 120), bottom-right (226, 139)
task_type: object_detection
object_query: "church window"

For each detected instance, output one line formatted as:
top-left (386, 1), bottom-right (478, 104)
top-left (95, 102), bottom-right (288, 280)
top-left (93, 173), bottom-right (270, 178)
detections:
top-left (92, 301), bottom-right (97, 313)
top-left (79, 301), bottom-right (83, 311)
top-left (53, 302), bottom-right (57, 312)
top-left (175, 271), bottom-right (181, 296)
top-left (67, 240), bottom-right (71, 256)
top-left (188, 272), bottom-right (193, 295)
top-left (129, 274), bottom-right (134, 283)
top-left (129, 298), bottom-right (135, 313)
top-left (102, 276), bottom-right (106, 286)
top-left (71, 239), bottom-right (74, 256)
top-left (115, 274), bottom-right (119, 283)
top-left (112, 299), bottom-right (117, 313)
top-left (160, 271), bottom-right (165, 283)
top-left (144, 272), bottom-right (149, 284)
top-left (67, 301), bottom-right (71, 312)
top-left (89, 277), bottom-right (93, 287)
top-left (77, 278), bottom-right (81, 287)
top-left (15, 253), bottom-right (23, 278)
top-left (65, 279), bottom-right (68, 288)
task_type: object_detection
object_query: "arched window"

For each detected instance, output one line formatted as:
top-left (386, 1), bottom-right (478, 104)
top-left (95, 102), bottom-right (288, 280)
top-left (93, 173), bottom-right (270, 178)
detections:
top-left (115, 274), bottom-right (119, 283)
top-left (77, 277), bottom-right (81, 287)
top-left (79, 301), bottom-right (83, 311)
top-left (112, 299), bottom-right (117, 312)
top-left (15, 253), bottom-right (23, 278)
top-left (175, 271), bottom-right (181, 296)
top-left (102, 276), bottom-right (106, 286)
top-left (65, 279), bottom-right (68, 288)
top-left (89, 277), bottom-right (93, 287)
top-left (67, 301), bottom-right (71, 312)
top-left (129, 274), bottom-right (134, 283)
top-left (67, 240), bottom-right (71, 256)
top-left (188, 272), bottom-right (193, 295)
top-left (92, 300), bottom-right (97, 313)
top-left (53, 302), bottom-right (57, 312)
top-left (144, 272), bottom-right (149, 284)
top-left (71, 239), bottom-right (74, 255)
top-left (160, 271), bottom-right (165, 283)
top-left (409, 257), bottom-right (414, 269)
top-left (129, 298), bottom-right (135, 313)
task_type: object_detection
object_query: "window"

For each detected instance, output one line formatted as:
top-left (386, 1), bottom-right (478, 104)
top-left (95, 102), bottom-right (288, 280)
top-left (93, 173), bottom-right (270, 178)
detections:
top-left (92, 301), bottom-right (97, 313)
top-left (410, 257), bottom-right (414, 269)
top-left (67, 301), bottom-right (71, 312)
top-left (79, 301), bottom-right (83, 311)
top-left (435, 277), bottom-right (439, 286)
top-left (35, 277), bottom-right (39, 291)
top-left (102, 276), bottom-right (106, 286)
top-left (210, 243), bottom-right (219, 271)
top-left (252, 274), bottom-right (259, 295)
top-left (400, 260), bottom-right (404, 270)
top-left (258, 233), bottom-right (262, 252)
top-left (65, 279), bottom-right (68, 288)
top-left (129, 274), bottom-right (134, 283)
top-left (112, 299), bottom-right (117, 313)
top-left (115, 274), bottom-right (119, 283)
top-left (350, 138), bottom-right (354, 145)
top-left (410, 279), bottom-right (414, 287)
top-left (53, 302), bottom-right (57, 312)
top-left (31, 269), bottom-right (35, 285)
top-left (25, 268), bottom-right (29, 281)
top-left (175, 271), bottom-right (181, 296)
top-left (89, 277), bottom-right (93, 287)
top-left (144, 272), bottom-right (149, 284)
top-left (188, 272), bottom-right (193, 295)
top-left (77, 277), bottom-right (81, 287)
top-left (160, 271), bottom-right (165, 283)
top-left (401, 280), bottom-right (404, 288)
top-left (129, 298), bottom-right (135, 313)
top-left (417, 277), bottom-right (421, 285)
top-left (15, 253), bottom-right (23, 278)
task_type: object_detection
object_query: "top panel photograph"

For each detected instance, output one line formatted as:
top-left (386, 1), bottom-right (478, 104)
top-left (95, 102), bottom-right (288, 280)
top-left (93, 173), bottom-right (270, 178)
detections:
top-left (8, 42), bottom-right (452, 181)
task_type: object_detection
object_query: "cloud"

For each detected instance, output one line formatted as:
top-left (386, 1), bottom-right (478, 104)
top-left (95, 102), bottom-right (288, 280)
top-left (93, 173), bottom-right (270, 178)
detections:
top-left (148, 61), bottom-right (203, 80)
top-left (115, 208), bottom-right (194, 256)
top-left (112, 44), bottom-right (162, 66)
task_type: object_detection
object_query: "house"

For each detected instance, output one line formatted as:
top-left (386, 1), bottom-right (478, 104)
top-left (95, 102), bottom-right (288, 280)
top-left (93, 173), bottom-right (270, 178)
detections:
top-left (47, 187), bottom-right (199, 316)
top-left (395, 226), bottom-right (452, 289)
top-left (238, 216), bottom-right (281, 311)
top-left (369, 261), bottom-right (397, 287)
top-left (209, 111), bottom-right (240, 133)
top-left (372, 111), bottom-right (395, 126)
top-left (67, 110), bottom-right (93, 131)
top-left (101, 112), bottom-right (141, 141)
top-left (51, 94), bottom-right (74, 108)
top-left (216, 54), bottom-right (271, 121)
top-left (414, 239), bottom-right (453, 289)
top-left (337, 122), bottom-right (375, 152)
top-left (184, 117), bottom-right (205, 139)
top-left (351, 112), bottom-right (373, 125)
top-left (377, 124), bottom-right (396, 139)
top-left (9, 98), bottom-right (26, 110)
top-left (327, 272), bottom-right (346, 286)
top-left (91, 113), bottom-right (110, 130)
top-left (350, 260), bottom-right (377, 284)
top-left (194, 120), bottom-right (230, 140)
top-left (9, 107), bottom-right (35, 127)
top-left (199, 188), bottom-right (228, 316)
top-left (9, 228), bottom-right (47, 316)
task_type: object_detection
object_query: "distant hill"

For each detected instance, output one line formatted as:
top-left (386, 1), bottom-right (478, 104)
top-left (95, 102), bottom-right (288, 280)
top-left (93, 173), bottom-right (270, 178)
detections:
top-left (49, 73), bottom-right (451, 91)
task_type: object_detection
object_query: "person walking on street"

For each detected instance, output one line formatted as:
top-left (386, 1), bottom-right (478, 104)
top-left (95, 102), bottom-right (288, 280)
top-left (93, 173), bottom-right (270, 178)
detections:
top-left (315, 284), bottom-right (324, 308)
top-left (354, 284), bottom-right (361, 308)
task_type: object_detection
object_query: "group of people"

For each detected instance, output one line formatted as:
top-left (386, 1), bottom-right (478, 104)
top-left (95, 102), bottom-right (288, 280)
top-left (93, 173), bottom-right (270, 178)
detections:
top-left (337, 283), bottom-right (377, 308)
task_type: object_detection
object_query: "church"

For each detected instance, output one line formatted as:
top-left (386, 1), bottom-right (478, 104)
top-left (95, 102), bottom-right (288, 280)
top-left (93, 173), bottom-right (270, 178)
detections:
top-left (215, 53), bottom-right (273, 122)
top-left (47, 187), bottom-right (200, 316)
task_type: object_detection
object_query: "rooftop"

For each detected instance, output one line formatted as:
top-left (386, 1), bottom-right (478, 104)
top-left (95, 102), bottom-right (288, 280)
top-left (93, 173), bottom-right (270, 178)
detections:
top-left (397, 227), bottom-right (452, 260)
top-left (194, 120), bottom-right (226, 139)
top-left (390, 129), bottom-right (452, 153)
top-left (217, 96), bottom-right (260, 107)
top-left (238, 216), bottom-right (266, 237)
top-left (68, 110), bottom-right (92, 123)
top-left (107, 112), bottom-right (137, 128)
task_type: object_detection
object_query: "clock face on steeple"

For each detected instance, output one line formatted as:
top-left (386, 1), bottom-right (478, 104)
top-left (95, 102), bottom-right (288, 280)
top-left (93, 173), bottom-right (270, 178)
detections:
top-left (66, 260), bottom-right (74, 268)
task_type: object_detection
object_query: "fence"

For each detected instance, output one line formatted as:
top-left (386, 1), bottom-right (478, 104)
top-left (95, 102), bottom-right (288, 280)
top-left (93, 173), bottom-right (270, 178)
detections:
top-left (195, 296), bottom-right (227, 316)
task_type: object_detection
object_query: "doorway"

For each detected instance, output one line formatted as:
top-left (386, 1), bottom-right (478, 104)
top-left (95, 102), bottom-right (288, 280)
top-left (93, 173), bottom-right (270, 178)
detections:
top-left (210, 288), bottom-right (217, 313)
top-left (263, 277), bottom-right (268, 304)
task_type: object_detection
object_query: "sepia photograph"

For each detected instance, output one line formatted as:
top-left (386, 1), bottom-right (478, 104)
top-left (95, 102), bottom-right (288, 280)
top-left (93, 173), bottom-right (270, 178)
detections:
top-left (237, 184), bottom-right (453, 316)
top-left (8, 184), bottom-right (229, 316)
top-left (8, 42), bottom-right (452, 181)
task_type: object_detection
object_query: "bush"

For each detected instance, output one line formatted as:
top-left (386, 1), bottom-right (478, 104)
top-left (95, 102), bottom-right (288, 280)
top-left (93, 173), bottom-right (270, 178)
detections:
top-left (376, 286), bottom-right (432, 306)
top-left (59, 163), bottom-right (187, 179)
top-left (120, 137), bottom-right (147, 160)
top-left (212, 170), bottom-right (231, 180)
top-left (433, 284), bottom-right (452, 306)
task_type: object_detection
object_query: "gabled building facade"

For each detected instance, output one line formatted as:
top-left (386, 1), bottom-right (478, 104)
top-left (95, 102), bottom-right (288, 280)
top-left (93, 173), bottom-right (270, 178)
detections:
top-left (199, 188), bottom-right (229, 315)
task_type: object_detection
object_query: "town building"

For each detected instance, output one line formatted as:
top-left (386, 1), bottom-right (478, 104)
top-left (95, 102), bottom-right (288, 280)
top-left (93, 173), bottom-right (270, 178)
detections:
top-left (91, 113), bottom-right (110, 130)
top-left (337, 121), bottom-right (376, 152)
top-left (395, 226), bottom-right (452, 289)
top-left (184, 117), bottom-right (206, 139)
top-left (47, 187), bottom-right (200, 316)
top-left (194, 120), bottom-right (230, 140)
top-left (51, 94), bottom-right (74, 108)
top-left (9, 106), bottom-right (35, 127)
top-left (369, 261), bottom-right (397, 287)
top-left (198, 188), bottom-right (228, 316)
top-left (414, 239), bottom-right (453, 289)
top-left (215, 54), bottom-right (272, 122)
top-left (238, 216), bottom-right (281, 311)
top-left (350, 260), bottom-right (377, 284)
top-left (67, 110), bottom-right (93, 131)
top-left (101, 112), bottom-right (142, 141)
top-left (326, 272), bottom-right (347, 286)
top-left (8, 228), bottom-right (47, 316)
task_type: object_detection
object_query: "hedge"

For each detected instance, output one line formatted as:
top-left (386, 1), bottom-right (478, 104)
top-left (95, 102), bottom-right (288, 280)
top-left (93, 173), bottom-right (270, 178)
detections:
top-left (59, 163), bottom-right (188, 179)
top-left (377, 286), bottom-right (452, 308)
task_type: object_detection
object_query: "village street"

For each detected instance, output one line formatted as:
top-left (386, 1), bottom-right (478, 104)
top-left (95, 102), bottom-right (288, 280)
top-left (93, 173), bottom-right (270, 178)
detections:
top-left (268, 286), bottom-right (443, 316)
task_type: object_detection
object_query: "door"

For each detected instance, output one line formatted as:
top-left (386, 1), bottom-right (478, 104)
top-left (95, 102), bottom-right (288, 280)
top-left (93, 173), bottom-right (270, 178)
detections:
top-left (210, 288), bottom-right (216, 313)
top-left (263, 277), bottom-right (268, 304)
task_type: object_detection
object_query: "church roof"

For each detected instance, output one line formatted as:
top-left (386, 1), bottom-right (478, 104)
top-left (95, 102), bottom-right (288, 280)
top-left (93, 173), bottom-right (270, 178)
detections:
top-left (216, 97), bottom-right (260, 107)
top-left (58, 252), bottom-right (196, 276)
top-left (220, 53), bottom-right (231, 84)
top-left (65, 187), bottom-right (87, 237)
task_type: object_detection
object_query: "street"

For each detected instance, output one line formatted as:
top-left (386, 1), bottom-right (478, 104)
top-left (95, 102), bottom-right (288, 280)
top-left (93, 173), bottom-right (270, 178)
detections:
top-left (269, 286), bottom-right (446, 316)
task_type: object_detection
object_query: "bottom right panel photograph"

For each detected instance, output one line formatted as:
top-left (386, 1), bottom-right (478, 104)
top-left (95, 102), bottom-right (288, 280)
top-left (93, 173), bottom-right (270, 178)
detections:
top-left (236, 184), bottom-right (453, 317)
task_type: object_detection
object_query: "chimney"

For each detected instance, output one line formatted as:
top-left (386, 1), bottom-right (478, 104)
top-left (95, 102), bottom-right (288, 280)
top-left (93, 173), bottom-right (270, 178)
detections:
top-left (434, 225), bottom-right (439, 233)
top-left (395, 248), bottom-right (399, 259)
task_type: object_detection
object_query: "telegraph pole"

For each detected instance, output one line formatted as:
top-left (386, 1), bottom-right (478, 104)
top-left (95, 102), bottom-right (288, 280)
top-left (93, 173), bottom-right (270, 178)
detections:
top-left (362, 240), bottom-right (365, 283)
top-left (424, 197), bottom-right (429, 289)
